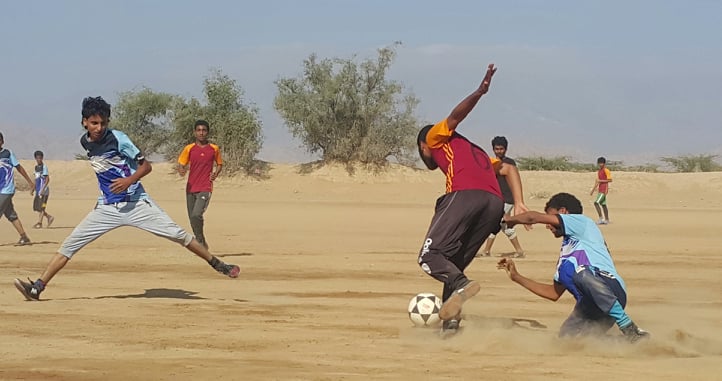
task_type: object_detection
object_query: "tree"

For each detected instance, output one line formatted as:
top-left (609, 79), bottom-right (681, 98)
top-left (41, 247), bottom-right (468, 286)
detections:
top-left (661, 154), bottom-right (721, 172)
top-left (112, 88), bottom-right (178, 158)
top-left (274, 43), bottom-right (420, 166)
top-left (167, 69), bottom-right (264, 175)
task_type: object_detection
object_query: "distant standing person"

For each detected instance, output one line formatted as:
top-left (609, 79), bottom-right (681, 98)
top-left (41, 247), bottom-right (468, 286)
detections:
top-left (177, 120), bottom-right (223, 249)
top-left (590, 156), bottom-right (611, 225)
top-left (0, 132), bottom-right (34, 245)
top-left (32, 150), bottom-right (55, 228)
top-left (480, 136), bottom-right (525, 258)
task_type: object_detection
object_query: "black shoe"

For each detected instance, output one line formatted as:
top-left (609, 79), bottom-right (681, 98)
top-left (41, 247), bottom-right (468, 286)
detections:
top-left (14, 278), bottom-right (41, 301)
top-left (620, 322), bottom-right (650, 343)
top-left (213, 261), bottom-right (240, 278)
top-left (440, 319), bottom-right (461, 338)
top-left (16, 236), bottom-right (31, 246)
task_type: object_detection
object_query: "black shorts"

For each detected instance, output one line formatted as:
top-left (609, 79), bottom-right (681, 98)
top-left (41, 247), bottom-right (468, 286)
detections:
top-left (0, 193), bottom-right (19, 221)
top-left (33, 193), bottom-right (49, 212)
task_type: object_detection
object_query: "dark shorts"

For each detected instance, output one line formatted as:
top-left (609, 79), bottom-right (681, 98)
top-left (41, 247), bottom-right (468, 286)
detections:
top-left (33, 193), bottom-right (49, 212)
top-left (559, 267), bottom-right (627, 337)
top-left (0, 193), bottom-right (19, 221)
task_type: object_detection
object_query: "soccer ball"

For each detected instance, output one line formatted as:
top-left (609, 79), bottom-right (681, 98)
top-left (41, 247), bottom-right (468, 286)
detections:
top-left (408, 293), bottom-right (442, 327)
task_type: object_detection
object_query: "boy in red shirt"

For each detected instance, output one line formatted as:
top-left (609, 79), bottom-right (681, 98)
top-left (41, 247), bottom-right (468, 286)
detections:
top-left (590, 156), bottom-right (612, 225)
top-left (178, 120), bottom-right (223, 249)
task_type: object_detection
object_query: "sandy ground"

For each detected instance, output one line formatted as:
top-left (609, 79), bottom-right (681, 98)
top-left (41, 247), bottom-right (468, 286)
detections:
top-left (1, 160), bottom-right (721, 381)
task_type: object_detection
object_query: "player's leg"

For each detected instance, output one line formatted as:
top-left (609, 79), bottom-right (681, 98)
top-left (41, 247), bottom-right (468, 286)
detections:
top-left (437, 191), bottom-right (503, 321)
top-left (503, 204), bottom-right (524, 257)
top-left (33, 195), bottom-right (44, 228)
top-left (573, 268), bottom-right (649, 342)
top-left (2, 195), bottom-right (30, 244)
top-left (14, 204), bottom-right (122, 300)
top-left (129, 199), bottom-right (239, 278)
top-left (599, 194), bottom-right (610, 223)
top-left (593, 194), bottom-right (605, 223)
top-left (479, 233), bottom-right (495, 257)
top-left (418, 192), bottom-right (474, 298)
top-left (190, 192), bottom-right (211, 248)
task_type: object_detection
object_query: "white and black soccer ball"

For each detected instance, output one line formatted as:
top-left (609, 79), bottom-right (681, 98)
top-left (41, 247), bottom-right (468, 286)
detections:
top-left (408, 293), bottom-right (442, 327)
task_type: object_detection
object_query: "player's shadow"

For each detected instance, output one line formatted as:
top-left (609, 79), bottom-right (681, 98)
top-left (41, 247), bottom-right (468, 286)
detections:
top-left (61, 288), bottom-right (207, 301)
top-left (0, 240), bottom-right (58, 247)
top-left (215, 252), bottom-right (254, 258)
top-left (463, 314), bottom-right (548, 330)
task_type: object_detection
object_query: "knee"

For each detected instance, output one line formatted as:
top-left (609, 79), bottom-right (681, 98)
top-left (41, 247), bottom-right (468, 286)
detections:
top-left (503, 227), bottom-right (516, 239)
top-left (189, 213), bottom-right (204, 222)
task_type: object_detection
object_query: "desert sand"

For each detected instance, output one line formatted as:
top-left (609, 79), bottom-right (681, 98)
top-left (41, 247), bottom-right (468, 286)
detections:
top-left (1, 160), bottom-right (721, 381)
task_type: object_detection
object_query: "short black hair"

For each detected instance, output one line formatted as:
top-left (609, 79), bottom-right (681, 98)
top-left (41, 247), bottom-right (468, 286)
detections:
top-left (195, 120), bottom-right (210, 131)
top-left (417, 124), bottom-right (438, 170)
top-left (491, 136), bottom-right (508, 149)
top-left (34, 150), bottom-right (44, 158)
top-left (597, 156), bottom-right (606, 164)
top-left (82, 96), bottom-right (111, 120)
top-left (0, 132), bottom-right (3, 142)
top-left (545, 192), bottom-right (583, 214)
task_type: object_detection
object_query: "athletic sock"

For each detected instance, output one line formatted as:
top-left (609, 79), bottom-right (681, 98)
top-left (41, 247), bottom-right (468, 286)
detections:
top-left (208, 256), bottom-right (221, 267)
top-left (608, 300), bottom-right (632, 328)
top-left (33, 279), bottom-right (46, 292)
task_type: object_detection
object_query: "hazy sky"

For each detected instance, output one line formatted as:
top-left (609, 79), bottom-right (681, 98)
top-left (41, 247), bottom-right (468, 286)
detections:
top-left (1, 0), bottom-right (720, 164)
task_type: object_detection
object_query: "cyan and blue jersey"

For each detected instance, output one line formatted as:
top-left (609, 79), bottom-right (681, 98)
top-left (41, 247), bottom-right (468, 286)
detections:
top-left (553, 214), bottom-right (626, 300)
top-left (80, 129), bottom-right (148, 204)
top-left (34, 163), bottom-right (50, 196)
top-left (0, 148), bottom-right (20, 194)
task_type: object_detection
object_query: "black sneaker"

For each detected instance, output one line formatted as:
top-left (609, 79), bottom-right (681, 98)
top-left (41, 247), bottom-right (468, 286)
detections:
top-left (440, 319), bottom-right (461, 339)
top-left (213, 262), bottom-right (240, 278)
top-left (14, 278), bottom-right (41, 301)
top-left (620, 322), bottom-right (650, 343)
top-left (16, 236), bottom-right (31, 246)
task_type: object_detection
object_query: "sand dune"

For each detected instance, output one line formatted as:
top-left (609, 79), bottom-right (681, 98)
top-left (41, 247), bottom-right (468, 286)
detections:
top-left (1, 160), bottom-right (721, 380)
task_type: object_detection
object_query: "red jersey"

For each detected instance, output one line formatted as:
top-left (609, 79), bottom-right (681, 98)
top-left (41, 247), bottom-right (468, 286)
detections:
top-left (426, 119), bottom-right (502, 197)
top-left (178, 143), bottom-right (223, 193)
top-left (597, 167), bottom-right (611, 194)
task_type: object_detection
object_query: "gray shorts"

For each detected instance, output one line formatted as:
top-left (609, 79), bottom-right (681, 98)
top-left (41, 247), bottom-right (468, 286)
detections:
top-left (0, 193), bottom-right (19, 221)
top-left (58, 198), bottom-right (193, 258)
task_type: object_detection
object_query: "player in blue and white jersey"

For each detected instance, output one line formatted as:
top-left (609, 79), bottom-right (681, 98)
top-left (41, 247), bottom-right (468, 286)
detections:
top-left (497, 192), bottom-right (649, 343)
top-left (14, 97), bottom-right (240, 301)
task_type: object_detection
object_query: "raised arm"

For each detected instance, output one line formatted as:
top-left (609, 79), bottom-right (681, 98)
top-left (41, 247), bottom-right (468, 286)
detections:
top-left (446, 64), bottom-right (497, 131)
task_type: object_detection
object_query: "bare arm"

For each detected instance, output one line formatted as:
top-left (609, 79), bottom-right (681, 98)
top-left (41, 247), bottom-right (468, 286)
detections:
top-left (505, 211), bottom-right (560, 227)
top-left (497, 162), bottom-right (527, 212)
top-left (177, 164), bottom-right (187, 177)
top-left (446, 64), bottom-right (497, 131)
top-left (15, 165), bottom-right (34, 194)
top-left (211, 163), bottom-right (223, 181)
top-left (497, 258), bottom-right (566, 301)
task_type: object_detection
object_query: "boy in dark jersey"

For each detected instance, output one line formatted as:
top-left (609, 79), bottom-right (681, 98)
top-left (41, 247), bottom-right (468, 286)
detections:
top-left (416, 64), bottom-right (529, 334)
top-left (32, 150), bottom-right (55, 228)
top-left (177, 120), bottom-right (223, 249)
top-left (480, 136), bottom-right (525, 257)
top-left (14, 97), bottom-right (240, 301)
